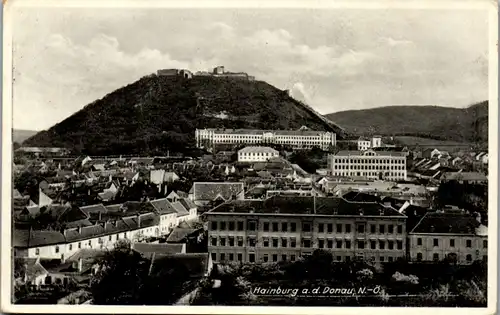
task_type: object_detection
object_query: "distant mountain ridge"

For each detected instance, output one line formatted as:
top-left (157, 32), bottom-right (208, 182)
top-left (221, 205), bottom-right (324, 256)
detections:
top-left (325, 101), bottom-right (488, 144)
top-left (23, 73), bottom-right (346, 155)
top-left (13, 129), bottom-right (38, 144)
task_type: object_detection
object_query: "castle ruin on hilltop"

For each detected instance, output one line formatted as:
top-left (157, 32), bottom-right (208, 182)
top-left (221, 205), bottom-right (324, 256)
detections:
top-left (156, 65), bottom-right (255, 81)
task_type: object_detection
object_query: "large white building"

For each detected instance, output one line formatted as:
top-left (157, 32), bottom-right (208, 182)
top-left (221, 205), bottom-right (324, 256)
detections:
top-left (195, 128), bottom-right (336, 151)
top-left (328, 149), bottom-right (407, 181)
top-left (238, 146), bottom-right (279, 162)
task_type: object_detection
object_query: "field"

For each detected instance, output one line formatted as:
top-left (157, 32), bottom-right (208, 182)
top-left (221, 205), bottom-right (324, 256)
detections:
top-left (393, 136), bottom-right (475, 152)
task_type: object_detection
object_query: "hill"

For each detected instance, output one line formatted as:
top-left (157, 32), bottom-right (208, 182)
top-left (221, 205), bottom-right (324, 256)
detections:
top-left (325, 101), bottom-right (488, 144)
top-left (24, 74), bottom-right (345, 155)
top-left (13, 129), bottom-right (38, 144)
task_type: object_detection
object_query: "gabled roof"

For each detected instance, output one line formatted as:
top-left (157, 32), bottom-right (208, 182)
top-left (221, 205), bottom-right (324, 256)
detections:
top-left (410, 212), bottom-right (482, 234)
top-left (171, 201), bottom-right (189, 217)
top-left (15, 258), bottom-right (48, 280)
top-left (149, 198), bottom-right (177, 215)
top-left (193, 182), bottom-right (244, 201)
top-left (79, 204), bottom-right (108, 216)
top-left (149, 253), bottom-right (210, 278)
top-left (442, 172), bottom-right (487, 182)
top-left (132, 243), bottom-right (185, 257)
top-left (179, 198), bottom-right (196, 210)
top-left (166, 228), bottom-right (200, 243)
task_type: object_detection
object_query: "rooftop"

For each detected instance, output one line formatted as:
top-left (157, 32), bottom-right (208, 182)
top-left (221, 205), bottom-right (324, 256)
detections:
top-left (200, 128), bottom-right (334, 136)
top-left (334, 150), bottom-right (406, 157)
top-left (207, 195), bottom-right (404, 217)
top-left (238, 146), bottom-right (279, 154)
top-left (410, 212), bottom-right (483, 235)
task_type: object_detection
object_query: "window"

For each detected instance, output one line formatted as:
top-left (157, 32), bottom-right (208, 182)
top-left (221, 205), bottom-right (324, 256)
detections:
top-left (281, 239), bottom-right (287, 248)
top-left (388, 241), bottom-right (394, 250)
top-left (248, 221), bottom-right (256, 231)
top-left (358, 241), bottom-right (365, 249)
top-left (318, 223), bottom-right (324, 233)
top-left (303, 223), bottom-right (312, 232)
top-left (229, 253), bottom-right (234, 261)
top-left (272, 239), bottom-right (278, 247)
top-left (327, 240), bottom-right (333, 248)
top-left (357, 224), bottom-right (365, 233)
top-left (211, 253), bottom-right (216, 261)
top-left (263, 254), bottom-right (269, 262)
top-left (229, 222), bottom-right (235, 231)
top-left (397, 225), bottom-right (403, 234)
top-left (450, 239), bottom-right (455, 247)
top-left (249, 254), bottom-right (255, 262)
top-left (281, 222), bottom-right (288, 232)
top-left (211, 237), bottom-right (217, 246)
top-left (35, 248), bottom-right (40, 255)
top-left (433, 253), bottom-right (439, 261)
top-left (433, 239), bottom-right (439, 247)
top-left (249, 238), bottom-right (257, 247)
top-left (291, 222), bottom-right (297, 232)
top-left (272, 222), bottom-right (279, 232)
top-left (263, 238), bottom-right (269, 247)
top-left (220, 253), bottom-right (226, 261)
top-left (237, 253), bottom-right (243, 261)
top-left (397, 240), bottom-right (403, 250)
top-left (211, 221), bottom-right (218, 230)
top-left (291, 255), bottom-right (296, 261)
top-left (466, 240), bottom-right (472, 248)
top-left (379, 225), bottom-right (385, 233)
top-left (220, 222), bottom-right (227, 230)
top-left (69, 244), bottom-right (73, 250)
top-left (370, 240), bottom-right (376, 249)
top-left (417, 238), bottom-right (422, 246)
top-left (417, 253), bottom-right (423, 261)
top-left (272, 254), bottom-right (278, 262)
top-left (380, 256), bottom-right (385, 262)
top-left (229, 237), bottom-right (235, 247)
top-left (220, 238), bottom-right (226, 246)
top-left (263, 222), bottom-right (270, 232)
top-left (370, 225), bottom-right (376, 234)
top-left (109, 235), bottom-right (112, 241)
top-left (483, 240), bottom-right (488, 248)
top-left (345, 224), bottom-right (351, 233)
top-left (388, 256), bottom-right (394, 262)
top-left (336, 240), bottom-right (343, 249)
top-left (388, 225), bottom-right (394, 233)
top-left (237, 238), bottom-right (244, 247)
top-left (319, 239), bottom-right (325, 248)
top-left (88, 240), bottom-right (92, 246)
top-left (237, 221), bottom-right (244, 231)
top-left (379, 240), bottom-right (385, 249)
top-left (282, 255), bottom-right (287, 261)
top-left (303, 239), bottom-right (312, 248)
top-left (291, 238), bottom-right (297, 248)
top-left (336, 224), bottom-right (342, 233)
top-left (327, 224), bottom-right (333, 233)
top-left (345, 240), bottom-right (351, 249)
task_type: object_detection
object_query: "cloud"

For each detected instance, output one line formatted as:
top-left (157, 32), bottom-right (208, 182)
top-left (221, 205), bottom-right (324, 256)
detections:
top-left (379, 37), bottom-right (414, 47)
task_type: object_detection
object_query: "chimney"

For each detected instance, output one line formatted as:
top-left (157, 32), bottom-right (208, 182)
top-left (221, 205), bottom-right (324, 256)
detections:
top-left (138, 214), bottom-right (142, 227)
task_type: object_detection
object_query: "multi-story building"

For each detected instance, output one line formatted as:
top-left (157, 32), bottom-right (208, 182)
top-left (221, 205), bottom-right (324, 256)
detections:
top-left (205, 195), bottom-right (407, 264)
top-left (238, 146), bottom-right (279, 163)
top-left (328, 149), bottom-right (407, 181)
top-left (408, 212), bottom-right (488, 265)
top-left (195, 128), bottom-right (336, 151)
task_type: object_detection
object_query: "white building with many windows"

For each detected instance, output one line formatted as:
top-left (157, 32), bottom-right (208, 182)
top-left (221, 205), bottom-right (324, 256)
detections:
top-left (238, 146), bottom-right (279, 162)
top-left (195, 128), bottom-right (336, 151)
top-left (328, 149), bottom-right (407, 181)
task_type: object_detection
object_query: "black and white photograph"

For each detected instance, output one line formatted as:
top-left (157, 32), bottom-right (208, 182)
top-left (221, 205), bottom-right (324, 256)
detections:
top-left (2, 0), bottom-right (498, 313)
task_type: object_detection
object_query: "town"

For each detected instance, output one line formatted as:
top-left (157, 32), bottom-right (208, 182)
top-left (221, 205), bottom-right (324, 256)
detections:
top-left (12, 126), bottom-right (489, 306)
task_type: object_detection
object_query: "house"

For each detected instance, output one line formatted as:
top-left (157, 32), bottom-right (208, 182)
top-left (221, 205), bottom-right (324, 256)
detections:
top-left (451, 157), bottom-right (462, 166)
top-left (440, 172), bottom-right (488, 184)
top-left (238, 146), bottom-right (279, 163)
top-left (166, 227), bottom-right (204, 245)
top-left (148, 252), bottom-right (213, 278)
top-left (189, 182), bottom-right (245, 206)
top-left (408, 212), bottom-right (487, 264)
top-left (15, 257), bottom-right (73, 288)
top-left (149, 198), bottom-right (178, 235)
top-left (422, 148), bottom-right (441, 159)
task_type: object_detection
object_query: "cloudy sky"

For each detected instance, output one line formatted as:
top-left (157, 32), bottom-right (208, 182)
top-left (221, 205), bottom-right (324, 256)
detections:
top-left (12, 6), bottom-right (490, 131)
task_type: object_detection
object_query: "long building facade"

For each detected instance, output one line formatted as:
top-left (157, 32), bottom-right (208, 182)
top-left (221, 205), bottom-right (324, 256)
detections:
top-left (195, 128), bottom-right (337, 151)
top-left (205, 196), bottom-right (407, 264)
top-left (328, 149), bottom-right (407, 181)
